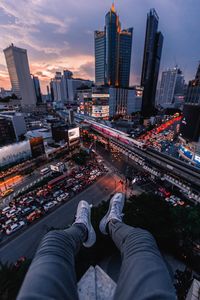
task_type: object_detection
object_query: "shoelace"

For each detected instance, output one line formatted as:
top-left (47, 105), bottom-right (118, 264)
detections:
top-left (75, 207), bottom-right (89, 223)
top-left (110, 202), bottom-right (123, 218)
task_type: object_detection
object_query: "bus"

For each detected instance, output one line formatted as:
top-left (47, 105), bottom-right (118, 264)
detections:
top-left (40, 167), bottom-right (50, 176)
top-left (48, 172), bottom-right (68, 189)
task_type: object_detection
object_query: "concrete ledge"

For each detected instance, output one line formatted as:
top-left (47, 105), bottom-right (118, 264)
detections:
top-left (77, 265), bottom-right (117, 300)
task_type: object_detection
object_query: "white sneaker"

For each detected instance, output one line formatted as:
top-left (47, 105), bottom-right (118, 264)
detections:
top-left (99, 193), bottom-right (125, 235)
top-left (74, 200), bottom-right (96, 247)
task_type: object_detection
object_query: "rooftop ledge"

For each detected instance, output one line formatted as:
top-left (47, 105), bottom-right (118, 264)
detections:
top-left (78, 265), bottom-right (116, 300)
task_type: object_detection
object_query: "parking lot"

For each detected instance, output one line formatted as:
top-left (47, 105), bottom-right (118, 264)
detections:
top-left (0, 156), bottom-right (108, 240)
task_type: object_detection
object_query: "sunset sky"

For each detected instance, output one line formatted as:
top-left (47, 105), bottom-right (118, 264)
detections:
top-left (0, 0), bottom-right (200, 93)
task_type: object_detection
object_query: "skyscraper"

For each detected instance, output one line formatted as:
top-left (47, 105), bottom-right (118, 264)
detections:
top-left (181, 63), bottom-right (200, 142)
top-left (32, 75), bottom-right (42, 105)
top-left (3, 44), bottom-right (36, 107)
top-left (95, 4), bottom-right (133, 88)
top-left (141, 9), bottom-right (163, 117)
top-left (157, 66), bottom-right (185, 108)
top-left (51, 72), bottom-right (65, 102)
top-left (94, 30), bottom-right (106, 86)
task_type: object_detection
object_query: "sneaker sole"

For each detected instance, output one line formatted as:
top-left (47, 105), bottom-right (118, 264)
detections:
top-left (83, 204), bottom-right (96, 248)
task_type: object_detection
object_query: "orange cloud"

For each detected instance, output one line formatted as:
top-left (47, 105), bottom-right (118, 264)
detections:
top-left (30, 55), bottom-right (95, 93)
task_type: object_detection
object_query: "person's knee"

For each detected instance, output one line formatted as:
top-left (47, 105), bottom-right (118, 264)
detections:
top-left (124, 227), bottom-right (157, 251)
top-left (38, 230), bottom-right (75, 254)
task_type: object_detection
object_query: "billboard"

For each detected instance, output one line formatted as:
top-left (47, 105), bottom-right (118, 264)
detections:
top-left (0, 141), bottom-right (32, 168)
top-left (92, 105), bottom-right (109, 118)
top-left (30, 137), bottom-right (45, 158)
top-left (68, 127), bottom-right (80, 141)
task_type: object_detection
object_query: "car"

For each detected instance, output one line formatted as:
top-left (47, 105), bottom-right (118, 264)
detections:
top-left (43, 202), bottom-right (55, 212)
top-left (21, 206), bottom-right (36, 216)
top-left (26, 210), bottom-right (42, 223)
top-left (53, 191), bottom-right (62, 198)
top-left (6, 208), bottom-right (17, 218)
top-left (90, 170), bottom-right (98, 175)
top-left (20, 197), bottom-right (35, 207)
top-left (6, 221), bottom-right (25, 235)
top-left (72, 185), bottom-right (80, 192)
top-left (2, 206), bottom-right (11, 215)
top-left (53, 200), bottom-right (59, 206)
top-left (36, 190), bottom-right (42, 197)
top-left (57, 193), bottom-right (69, 202)
top-left (89, 175), bottom-right (96, 181)
top-left (2, 217), bottom-right (18, 228)
top-left (177, 200), bottom-right (185, 206)
top-left (75, 174), bottom-right (83, 179)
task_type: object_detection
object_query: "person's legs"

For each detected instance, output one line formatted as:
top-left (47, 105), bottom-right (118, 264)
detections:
top-left (17, 201), bottom-right (96, 300)
top-left (99, 193), bottom-right (176, 300)
top-left (109, 221), bottom-right (176, 300)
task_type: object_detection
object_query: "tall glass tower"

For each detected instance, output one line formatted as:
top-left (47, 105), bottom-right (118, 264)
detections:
top-left (95, 4), bottom-right (133, 88)
top-left (4, 44), bottom-right (36, 108)
top-left (141, 9), bottom-right (163, 117)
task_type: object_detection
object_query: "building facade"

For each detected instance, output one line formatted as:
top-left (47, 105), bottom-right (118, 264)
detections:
top-left (50, 70), bottom-right (93, 104)
top-left (94, 31), bottom-right (106, 86)
top-left (156, 67), bottom-right (185, 108)
top-left (3, 44), bottom-right (36, 108)
top-left (51, 72), bottom-right (65, 102)
top-left (109, 87), bottom-right (141, 117)
top-left (67, 79), bottom-right (93, 104)
top-left (141, 9), bottom-right (163, 117)
top-left (181, 63), bottom-right (200, 142)
top-left (0, 113), bottom-right (26, 146)
top-left (0, 88), bottom-right (12, 99)
top-left (32, 75), bottom-right (42, 105)
top-left (95, 4), bottom-right (133, 88)
top-left (78, 90), bottom-right (109, 119)
top-left (0, 141), bottom-right (32, 168)
top-left (0, 117), bottom-right (16, 146)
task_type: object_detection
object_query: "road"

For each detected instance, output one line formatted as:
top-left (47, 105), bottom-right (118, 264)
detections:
top-left (0, 172), bottom-right (44, 208)
top-left (0, 171), bottom-right (129, 264)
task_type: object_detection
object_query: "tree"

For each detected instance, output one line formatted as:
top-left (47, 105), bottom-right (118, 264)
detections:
top-left (0, 260), bottom-right (31, 300)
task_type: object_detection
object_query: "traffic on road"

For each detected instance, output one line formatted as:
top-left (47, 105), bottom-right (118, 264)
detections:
top-left (0, 156), bottom-right (108, 240)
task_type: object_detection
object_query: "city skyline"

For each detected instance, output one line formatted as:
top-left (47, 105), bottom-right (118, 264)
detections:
top-left (0, 0), bottom-right (200, 93)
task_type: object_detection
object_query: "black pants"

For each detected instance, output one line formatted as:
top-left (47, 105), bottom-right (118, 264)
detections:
top-left (18, 222), bottom-right (176, 300)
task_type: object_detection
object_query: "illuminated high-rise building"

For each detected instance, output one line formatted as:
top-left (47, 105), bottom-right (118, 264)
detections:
top-left (95, 4), bottom-right (133, 88)
top-left (141, 9), bottom-right (163, 117)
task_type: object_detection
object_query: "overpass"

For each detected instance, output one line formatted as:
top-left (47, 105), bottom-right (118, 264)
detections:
top-left (76, 114), bottom-right (200, 201)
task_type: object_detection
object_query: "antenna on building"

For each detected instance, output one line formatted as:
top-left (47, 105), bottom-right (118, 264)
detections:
top-left (111, 1), bottom-right (116, 13)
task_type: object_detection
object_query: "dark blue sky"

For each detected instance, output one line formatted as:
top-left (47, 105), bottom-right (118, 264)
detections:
top-left (0, 0), bottom-right (199, 92)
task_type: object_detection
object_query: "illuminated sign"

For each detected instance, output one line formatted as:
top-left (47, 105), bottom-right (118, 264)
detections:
top-left (92, 105), bottom-right (109, 118)
top-left (92, 94), bottom-right (110, 98)
top-left (30, 137), bottom-right (45, 158)
top-left (0, 141), bottom-right (32, 167)
top-left (68, 127), bottom-right (80, 141)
